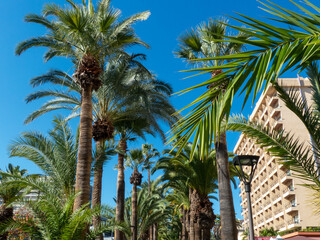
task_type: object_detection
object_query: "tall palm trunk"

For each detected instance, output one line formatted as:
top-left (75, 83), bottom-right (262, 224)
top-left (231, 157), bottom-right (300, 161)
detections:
top-left (131, 182), bottom-right (138, 240)
top-left (202, 229), bottom-right (211, 240)
top-left (189, 219), bottom-right (195, 240)
top-left (148, 168), bottom-right (153, 240)
top-left (182, 208), bottom-right (188, 240)
top-left (153, 223), bottom-right (157, 240)
top-left (74, 86), bottom-right (93, 210)
top-left (74, 54), bottom-right (102, 212)
top-left (215, 132), bottom-right (237, 240)
top-left (149, 226), bottom-right (153, 240)
top-left (189, 189), bottom-right (195, 240)
top-left (130, 168), bottom-right (142, 240)
top-left (194, 222), bottom-right (201, 240)
top-left (92, 140), bottom-right (104, 240)
top-left (0, 205), bottom-right (13, 240)
top-left (147, 168), bottom-right (151, 193)
top-left (186, 210), bottom-right (190, 239)
top-left (115, 138), bottom-right (127, 240)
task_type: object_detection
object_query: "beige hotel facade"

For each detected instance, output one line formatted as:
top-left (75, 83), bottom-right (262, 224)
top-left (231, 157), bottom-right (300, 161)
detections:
top-left (234, 77), bottom-right (320, 234)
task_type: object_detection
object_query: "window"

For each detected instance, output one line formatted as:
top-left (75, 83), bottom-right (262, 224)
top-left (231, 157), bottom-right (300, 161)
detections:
top-left (288, 185), bottom-right (294, 191)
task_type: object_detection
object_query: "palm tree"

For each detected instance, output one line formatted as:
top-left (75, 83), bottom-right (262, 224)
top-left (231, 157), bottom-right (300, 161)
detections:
top-left (23, 54), bottom-right (177, 240)
top-left (142, 144), bottom-right (159, 193)
top-left (115, 179), bottom-right (170, 240)
top-left (164, 180), bottom-right (190, 240)
top-left (170, 0), bottom-right (320, 166)
top-left (16, 0), bottom-right (150, 211)
top-left (227, 61), bottom-right (320, 212)
top-left (0, 164), bottom-right (27, 240)
top-left (174, 18), bottom-right (247, 240)
top-left (126, 149), bottom-right (144, 240)
top-left (154, 143), bottom-right (237, 240)
top-left (0, 190), bottom-right (100, 240)
top-left (141, 143), bottom-right (160, 240)
top-left (112, 77), bottom-right (177, 240)
top-left (259, 227), bottom-right (278, 237)
top-left (9, 117), bottom-right (77, 199)
top-left (91, 140), bottom-right (117, 238)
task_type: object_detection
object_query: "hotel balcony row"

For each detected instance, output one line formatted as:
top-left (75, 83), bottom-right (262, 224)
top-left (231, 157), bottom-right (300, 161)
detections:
top-left (239, 168), bottom-right (292, 197)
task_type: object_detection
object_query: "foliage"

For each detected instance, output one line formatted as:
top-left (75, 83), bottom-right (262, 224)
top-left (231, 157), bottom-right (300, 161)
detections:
top-left (15, 0), bottom-right (150, 64)
top-left (9, 117), bottom-right (78, 198)
top-left (125, 148), bottom-right (145, 171)
top-left (0, 164), bottom-right (28, 205)
top-left (171, 17), bottom-right (248, 158)
top-left (24, 55), bottom-right (177, 141)
top-left (259, 227), bottom-right (278, 237)
top-left (141, 143), bottom-right (159, 172)
top-left (278, 227), bottom-right (301, 236)
top-left (115, 180), bottom-right (171, 240)
top-left (0, 192), bottom-right (101, 240)
top-left (170, 0), bottom-right (320, 158)
top-left (154, 143), bottom-right (237, 196)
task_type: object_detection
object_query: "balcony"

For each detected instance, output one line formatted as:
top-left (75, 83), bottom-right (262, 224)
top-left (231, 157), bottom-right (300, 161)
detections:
top-left (285, 203), bottom-right (298, 214)
top-left (272, 119), bottom-right (283, 130)
top-left (277, 222), bottom-right (286, 231)
top-left (286, 219), bottom-right (300, 229)
top-left (282, 186), bottom-right (295, 198)
top-left (265, 214), bottom-right (273, 223)
top-left (268, 166), bottom-right (278, 178)
top-left (264, 201), bottom-right (272, 211)
top-left (268, 94), bottom-right (279, 106)
top-left (264, 118), bottom-right (270, 128)
top-left (280, 170), bottom-right (292, 183)
top-left (272, 193), bottom-right (281, 204)
top-left (270, 182), bottom-right (280, 192)
top-left (274, 207), bottom-right (282, 214)
top-left (270, 108), bottom-right (281, 118)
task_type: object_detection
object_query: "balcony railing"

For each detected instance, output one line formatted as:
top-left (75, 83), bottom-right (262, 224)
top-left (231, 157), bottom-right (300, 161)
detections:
top-left (272, 193), bottom-right (281, 202)
top-left (285, 203), bottom-right (296, 208)
top-left (274, 208), bottom-right (283, 215)
top-left (286, 219), bottom-right (300, 225)
top-left (278, 223), bottom-right (285, 229)
top-left (264, 200), bottom-right (271, 207)
top-left (265, 213), bottom-right (272, 219)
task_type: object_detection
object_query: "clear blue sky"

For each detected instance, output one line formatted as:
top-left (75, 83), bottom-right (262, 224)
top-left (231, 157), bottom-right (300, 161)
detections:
top-left (0, 0), bottom-right (302, 220)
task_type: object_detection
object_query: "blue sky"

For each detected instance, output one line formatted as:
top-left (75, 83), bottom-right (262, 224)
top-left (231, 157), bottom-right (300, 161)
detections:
top-left (1, 0), bottom-right (302, 220)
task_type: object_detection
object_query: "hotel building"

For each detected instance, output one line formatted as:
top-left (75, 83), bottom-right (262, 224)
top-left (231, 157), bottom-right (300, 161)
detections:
top-left (234, 77), bottom-right (320, 234)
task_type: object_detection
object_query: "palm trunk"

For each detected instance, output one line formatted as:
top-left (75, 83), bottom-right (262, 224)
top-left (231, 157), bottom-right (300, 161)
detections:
top-left (149, 225), bottom-right (153, 240)
top-left (194, 223), bottom-right (201, 240)
top-left (148, 168), bottom-right (154, 240)
top-left (130, 168), bottom-right (142, 240)
top-left (148, 168), bottom-right (151, 193)
top-left (186, 210), bottom-right (190, 239)
top-left (182, 208), bottom-right (188, 240)
top-left (74, 86), bottom-right (93, 211)
top-left (92, 140), bottom-right (104, 240)
top-left (189, 219), bottom-right (195, 240)
top-left (131, 183), bottom-right (138, 240)
top-left (115, 138), bottom-right (127, 240)
top-left (215, 132), bottom-right (237, 240)
top-left (0, 205), bottom-right (13, 240)
top-left (153, 223), bottom-right (157, 240)
top-left (202, 229), bottom-right (211, 240)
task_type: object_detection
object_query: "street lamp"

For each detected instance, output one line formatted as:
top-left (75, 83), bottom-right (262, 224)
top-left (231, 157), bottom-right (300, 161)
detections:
top-left (233, 155), bottom-right (259, 240)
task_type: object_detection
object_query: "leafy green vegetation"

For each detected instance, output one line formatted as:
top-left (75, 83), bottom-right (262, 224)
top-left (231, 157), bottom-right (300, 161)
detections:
top-left (4, 0), bottom-right (320, 239)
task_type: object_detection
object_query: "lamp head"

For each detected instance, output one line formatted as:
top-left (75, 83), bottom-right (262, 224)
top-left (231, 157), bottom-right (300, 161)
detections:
top-left (233, 155), bottom-right (259, 167)
top-left (233, 155), bottom-right (260, 186)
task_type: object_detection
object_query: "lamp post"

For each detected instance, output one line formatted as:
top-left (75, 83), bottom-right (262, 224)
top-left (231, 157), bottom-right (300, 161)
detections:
top-left (233, 155), bottom-right (259, 240)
